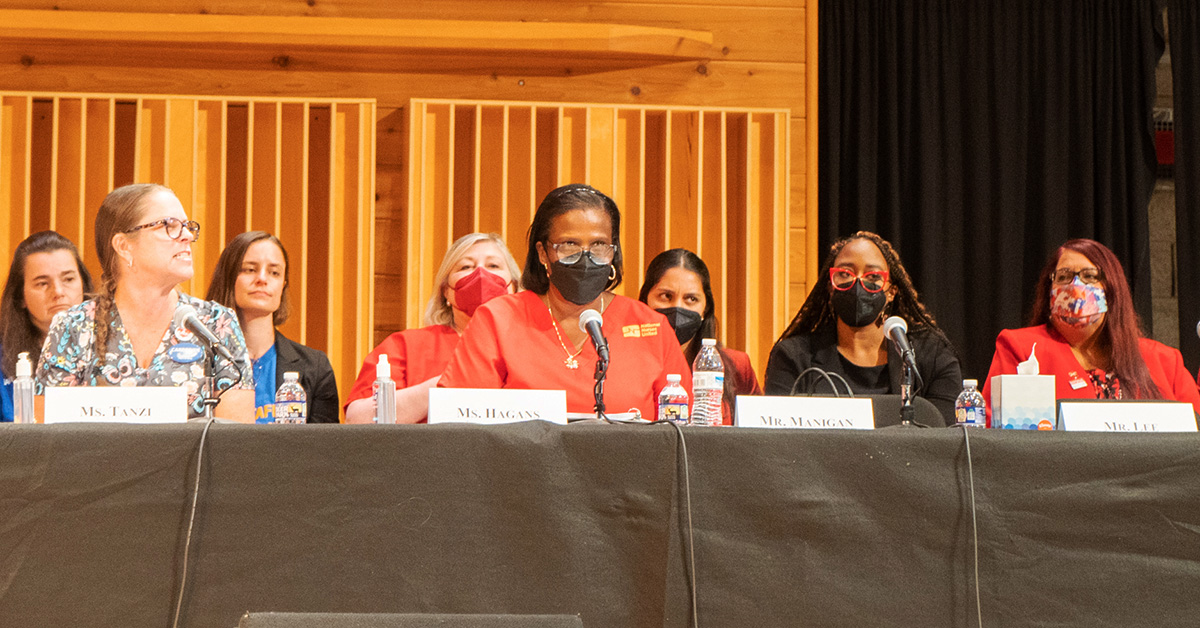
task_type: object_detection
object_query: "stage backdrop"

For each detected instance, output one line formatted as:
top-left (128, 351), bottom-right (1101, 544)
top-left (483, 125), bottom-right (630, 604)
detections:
top-left (820, 0), bottom-right (1165, 379)
top-left (1171, 0), bottom-right (1200, 369)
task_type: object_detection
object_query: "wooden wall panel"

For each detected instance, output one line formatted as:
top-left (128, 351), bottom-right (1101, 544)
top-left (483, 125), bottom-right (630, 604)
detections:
top-left (406, 98), bottom-right (788, 373)
top-left (1, 0), bottom-right (815, 383)
top-left (0, 92), bottom-right (374, 422)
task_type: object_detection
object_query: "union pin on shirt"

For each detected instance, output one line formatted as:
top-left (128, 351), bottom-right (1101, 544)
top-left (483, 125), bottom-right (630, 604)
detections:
top-left (622, 322), bottom-right (660, 338)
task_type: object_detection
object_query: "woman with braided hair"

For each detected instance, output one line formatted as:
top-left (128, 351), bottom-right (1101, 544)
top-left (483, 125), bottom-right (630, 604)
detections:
top-left (763, 231), bottom-right (962, 425)
top-left (35, 183), bottom-right (254, 420)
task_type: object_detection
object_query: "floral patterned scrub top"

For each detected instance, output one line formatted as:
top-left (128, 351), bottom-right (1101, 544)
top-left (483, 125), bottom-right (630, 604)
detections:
top-left (35, 293), bottom-right (253, 418)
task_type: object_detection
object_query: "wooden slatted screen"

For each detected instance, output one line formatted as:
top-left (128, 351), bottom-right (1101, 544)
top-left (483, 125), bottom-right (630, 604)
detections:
top-left (403, 99), bottom-right (790, 374)
top-left (0, 92), bottom-right (375, 417)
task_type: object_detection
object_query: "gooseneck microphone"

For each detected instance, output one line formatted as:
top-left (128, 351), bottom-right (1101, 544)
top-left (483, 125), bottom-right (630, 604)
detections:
top-left (578, 309), bottom-right (609, 361)
top-left (578, 308), bottom-right (609, 418)
top-left (176, 304), bottom-right (235, 362)
top-left (882, 316), bottom-right (920, 381)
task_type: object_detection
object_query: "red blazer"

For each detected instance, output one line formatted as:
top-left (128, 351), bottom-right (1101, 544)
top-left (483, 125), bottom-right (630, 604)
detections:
top-left (982, 324), bottom-right (1200, 414)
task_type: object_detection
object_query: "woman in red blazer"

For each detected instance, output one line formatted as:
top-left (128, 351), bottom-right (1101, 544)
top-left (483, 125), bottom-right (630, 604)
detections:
top-left (983, 239), bottom-right (1200, 413)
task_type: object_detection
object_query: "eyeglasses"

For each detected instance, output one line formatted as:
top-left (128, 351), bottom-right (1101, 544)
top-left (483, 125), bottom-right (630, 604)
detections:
top-left (548, 242), bottom-right (617, 264)
top-left (830, 267), bottom-right (890, 293)
top-left (1051, 267), bottom-right (1102, 285)
top-left (125, 217), bottom-right (201, 243)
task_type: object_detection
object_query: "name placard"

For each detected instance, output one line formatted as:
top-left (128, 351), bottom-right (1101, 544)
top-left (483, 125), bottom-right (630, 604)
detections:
top-left (44, 386), bottom-right (189, 424)
top-left (428, 388), bottom-right (568, 425)
top-left (1058, 400), bottom-right (1198, 433)
top-left (734, 395), bottom-right (875, 429)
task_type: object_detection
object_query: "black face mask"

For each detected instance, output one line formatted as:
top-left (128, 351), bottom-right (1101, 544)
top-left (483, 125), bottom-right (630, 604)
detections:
top-left (830, 282), bottom-right (888, 328)
top-left (656, 307), bottom-right (703, 344)
top-left (548, 254), bottom-right (612, 305)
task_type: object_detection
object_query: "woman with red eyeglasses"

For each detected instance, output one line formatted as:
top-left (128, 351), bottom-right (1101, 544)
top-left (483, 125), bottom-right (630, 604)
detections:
top-left (764, 231), bottom-right (962, 425)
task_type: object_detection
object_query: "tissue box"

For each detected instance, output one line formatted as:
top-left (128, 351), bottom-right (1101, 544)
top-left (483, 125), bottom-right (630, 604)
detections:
top-left (989, 374), bottom-right (1056, 430)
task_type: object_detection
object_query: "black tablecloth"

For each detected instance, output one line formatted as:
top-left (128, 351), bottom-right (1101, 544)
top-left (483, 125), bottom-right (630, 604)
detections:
top-left (1, 422), bottom-right (1198, 627)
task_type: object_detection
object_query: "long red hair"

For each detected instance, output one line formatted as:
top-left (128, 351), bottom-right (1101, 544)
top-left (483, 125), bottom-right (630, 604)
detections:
top-left (1028, 239), bottom-right (1158, 398)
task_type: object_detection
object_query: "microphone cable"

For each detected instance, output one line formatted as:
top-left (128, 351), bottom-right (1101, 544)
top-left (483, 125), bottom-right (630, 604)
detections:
top-left (957, 425), bottom-right (984, 628)
top-left (171, 418), bottom-right (216, 628)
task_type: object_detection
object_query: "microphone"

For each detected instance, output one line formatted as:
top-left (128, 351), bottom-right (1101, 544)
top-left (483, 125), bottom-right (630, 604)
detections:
top-left (176, 304), bottom-right (235, 361)
top-left (1195, 320), bottom-right (1200, 340)
top-left (578, 309), bottom-right (609, 362)
top-left (882, 316), bottom-right (920, 380)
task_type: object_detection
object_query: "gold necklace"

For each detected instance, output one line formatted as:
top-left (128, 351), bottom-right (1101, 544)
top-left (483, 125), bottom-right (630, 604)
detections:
top-left (547, 294), bottom-right (605, 370)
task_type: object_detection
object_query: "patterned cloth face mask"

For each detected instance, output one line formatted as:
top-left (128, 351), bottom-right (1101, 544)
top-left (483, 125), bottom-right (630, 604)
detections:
top-left (1050, 277), bottom-right (1108, 328)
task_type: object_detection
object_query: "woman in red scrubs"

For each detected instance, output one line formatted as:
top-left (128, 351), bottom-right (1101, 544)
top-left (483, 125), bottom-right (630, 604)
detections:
top-left (344, 232), bottom-right (520, 423)
top-left (440, 184), bottom-right (692, 420)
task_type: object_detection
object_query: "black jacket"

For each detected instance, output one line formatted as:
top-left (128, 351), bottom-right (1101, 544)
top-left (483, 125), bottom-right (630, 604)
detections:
top-left (763, 326), bottom-right (963, 426)
top-left (274, 331), bottom-right (340, 423)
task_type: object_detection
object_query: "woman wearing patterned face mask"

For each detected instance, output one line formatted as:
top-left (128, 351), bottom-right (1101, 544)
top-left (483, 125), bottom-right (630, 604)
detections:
top-left (639, 248), bottom-right (761, 424)
top-left (764, 231), bottom-right (963, 425)
top-left (440, 184), bottom-right (692, 419)
top-left (983, 239), bottom-right (1200, 412)
top-left (344, 232), bottom-right (521, 424)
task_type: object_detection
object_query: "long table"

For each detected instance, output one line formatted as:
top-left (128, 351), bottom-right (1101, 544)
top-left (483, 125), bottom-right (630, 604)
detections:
top-left (1, 422), bottom-right (1198, 627)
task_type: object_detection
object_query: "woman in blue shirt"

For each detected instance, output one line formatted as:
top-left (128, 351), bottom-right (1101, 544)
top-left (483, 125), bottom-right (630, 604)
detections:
top-left (207, 231), bottom-right (339, 423)
top-left (0, 231), bottom-right (93, 421)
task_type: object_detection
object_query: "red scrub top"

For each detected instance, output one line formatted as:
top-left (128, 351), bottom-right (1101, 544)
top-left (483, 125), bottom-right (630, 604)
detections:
top-left (439, 290), bottom-right (692, 419)
top-left (345, 324), bottom-right (461, 412)
top-left (983, 324), bottom-right (1200, 414)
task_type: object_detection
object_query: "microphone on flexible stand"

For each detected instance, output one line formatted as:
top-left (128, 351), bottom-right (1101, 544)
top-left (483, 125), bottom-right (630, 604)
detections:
top-left (175, 304), bottom-right (235, 419)
top-left (882, 316), bottom-right (922, 427)
top-left (578, 309), bottom-right (609, 418)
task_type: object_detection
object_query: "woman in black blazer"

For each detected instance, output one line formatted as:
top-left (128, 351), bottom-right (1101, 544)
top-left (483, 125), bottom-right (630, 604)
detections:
top-left (207, 231), bottom-right (339, 423)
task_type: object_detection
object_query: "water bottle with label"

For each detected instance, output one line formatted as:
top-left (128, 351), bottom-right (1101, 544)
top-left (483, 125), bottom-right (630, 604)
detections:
top-left (274, 372), bottom-right (307, 424)
top-left (955, 379), bottom-right (987, 428)
top-left (657, 374), bottom-right (690, 425)
top-left (691, 338), bottom-right (725, 427)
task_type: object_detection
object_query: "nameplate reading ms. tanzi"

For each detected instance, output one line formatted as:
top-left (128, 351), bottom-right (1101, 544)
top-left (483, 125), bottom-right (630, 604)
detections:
top-left (44, 386), bottom-right (189, 423)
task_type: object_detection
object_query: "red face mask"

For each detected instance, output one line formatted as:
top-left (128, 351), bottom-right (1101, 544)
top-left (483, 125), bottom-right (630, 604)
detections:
top-left (453, 266), bottom-right (509, 317)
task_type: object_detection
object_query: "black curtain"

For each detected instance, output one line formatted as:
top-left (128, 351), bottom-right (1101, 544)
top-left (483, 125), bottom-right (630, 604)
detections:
top-left (1172, 0), bottom-right (1200, 370)
top-left (820, 0), bottom-right (1165, 379)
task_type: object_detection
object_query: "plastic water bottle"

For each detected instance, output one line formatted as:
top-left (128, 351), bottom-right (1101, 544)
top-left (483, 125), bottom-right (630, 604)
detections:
top-left (372, 353), bottom-right (397, 424)
top-left (274, 372), bottom-right (307, 424)
top-left (657, 374), bottom-right (690, 425)
top-left (13, 352), bottom-right (35, 424)
top-left (955, 379), bottom-right (986, 428)
top-left (691, 338), bottom-right (725, 427)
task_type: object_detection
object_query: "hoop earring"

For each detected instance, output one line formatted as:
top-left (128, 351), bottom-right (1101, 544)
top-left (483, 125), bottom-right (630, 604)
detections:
top-left (607, 266), bottom-right (617, 281)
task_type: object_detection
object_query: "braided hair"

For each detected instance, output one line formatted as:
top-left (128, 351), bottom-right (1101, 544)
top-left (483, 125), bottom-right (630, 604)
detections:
top-left (91, 183), bottom-right (172, 369)
top-left (778, 231), bottom-right (944, 341)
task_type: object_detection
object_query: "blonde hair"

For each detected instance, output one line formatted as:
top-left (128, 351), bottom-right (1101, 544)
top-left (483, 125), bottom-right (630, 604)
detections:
top-left (423, 232), bottom-right (521, 329)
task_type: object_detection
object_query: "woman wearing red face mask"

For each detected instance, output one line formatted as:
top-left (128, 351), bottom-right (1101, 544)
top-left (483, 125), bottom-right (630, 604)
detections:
top-left (344, 233), bottom-right (521, 423)
top-left (983, 239), bottom-right (1200, 413)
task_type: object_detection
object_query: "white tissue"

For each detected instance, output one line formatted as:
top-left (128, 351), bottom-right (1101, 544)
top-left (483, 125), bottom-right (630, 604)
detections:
top-left (1016, 342), bottom-right (1039, 375)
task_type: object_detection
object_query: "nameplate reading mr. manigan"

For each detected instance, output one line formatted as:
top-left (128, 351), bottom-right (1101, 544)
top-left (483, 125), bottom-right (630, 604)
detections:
top-left (44, 386), bottom-right (188, 424)
top-left (734, 395), bottom-right (875, 429)
top-left (428, 388), bottom-right (568, 425)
